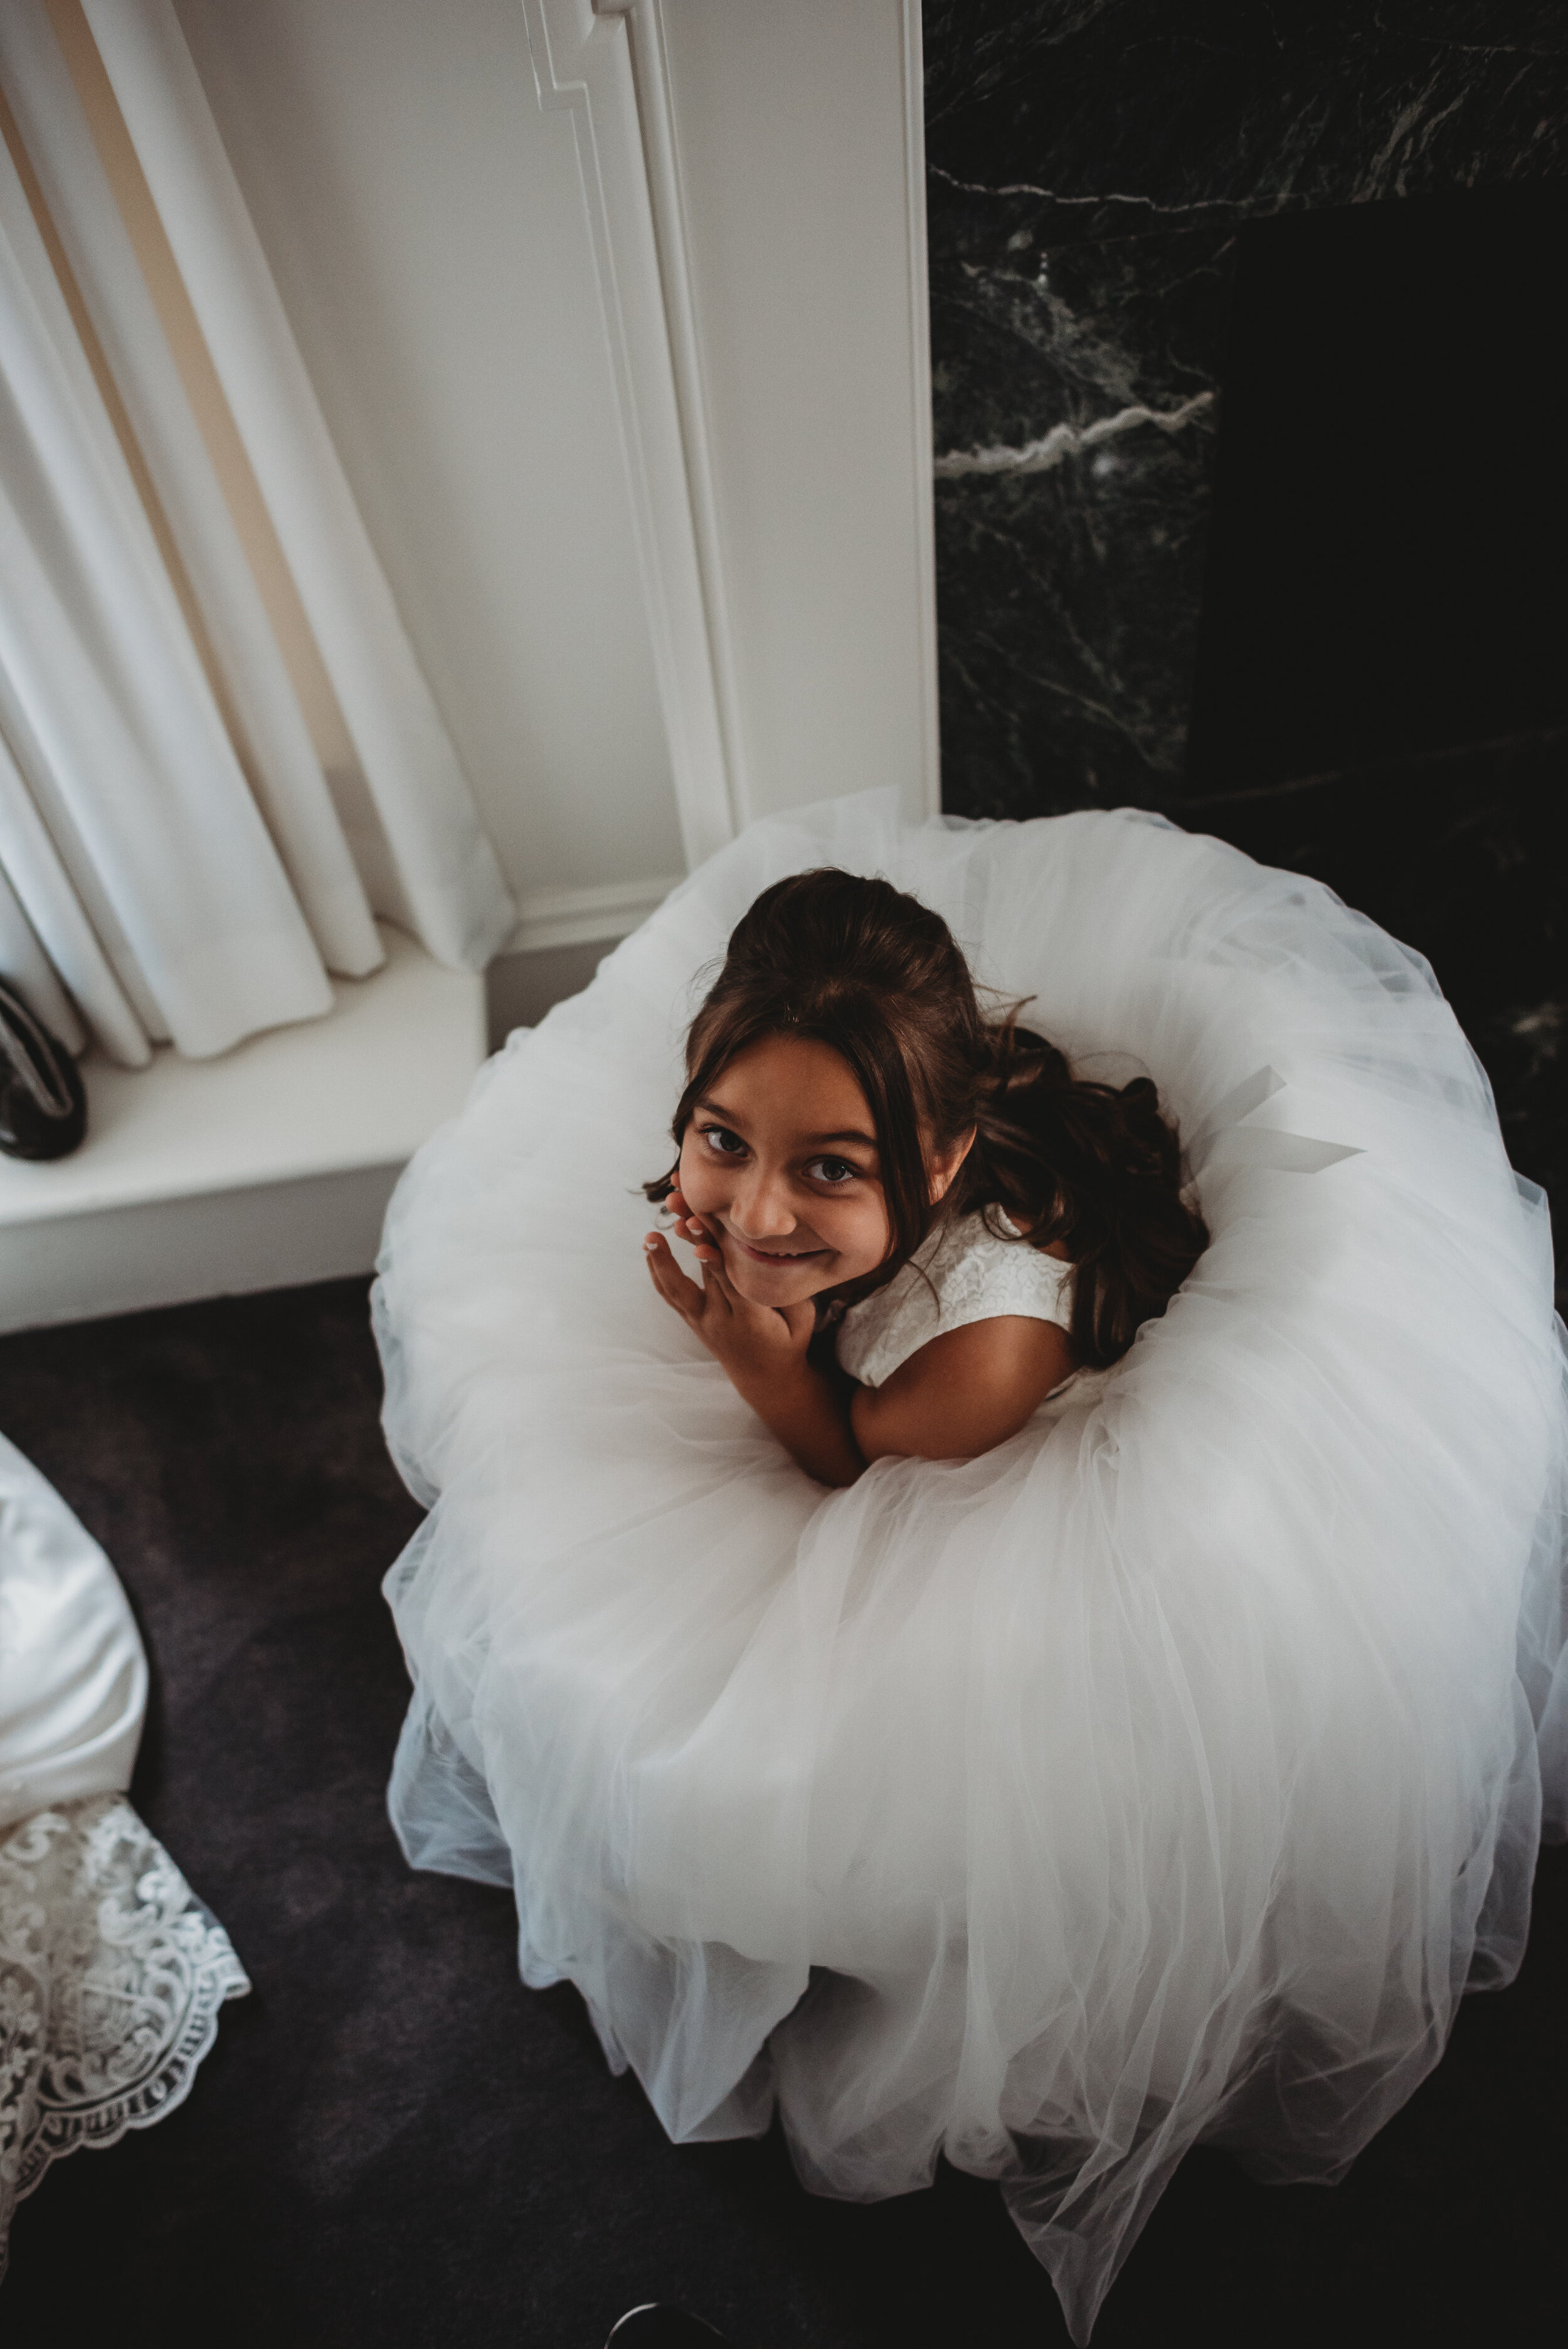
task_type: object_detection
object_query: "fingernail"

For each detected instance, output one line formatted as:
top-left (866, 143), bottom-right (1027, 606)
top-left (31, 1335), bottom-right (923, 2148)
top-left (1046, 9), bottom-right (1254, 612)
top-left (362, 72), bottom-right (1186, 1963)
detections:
top-left (643, 1238), bottom-right (657, 1252)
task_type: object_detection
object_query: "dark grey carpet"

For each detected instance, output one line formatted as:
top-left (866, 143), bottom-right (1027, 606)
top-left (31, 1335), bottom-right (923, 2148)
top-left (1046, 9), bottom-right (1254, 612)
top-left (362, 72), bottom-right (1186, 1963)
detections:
top-left (0, 1279), bottom-right (1561, 2348)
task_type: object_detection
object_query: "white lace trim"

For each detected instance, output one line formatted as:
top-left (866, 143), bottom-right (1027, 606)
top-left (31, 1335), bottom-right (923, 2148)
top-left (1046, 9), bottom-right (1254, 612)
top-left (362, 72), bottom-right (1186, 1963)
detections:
top-left (0, 1793), bottom-right (250, 2277)
top-left (837, 1211), bottom-right (1075, 1389)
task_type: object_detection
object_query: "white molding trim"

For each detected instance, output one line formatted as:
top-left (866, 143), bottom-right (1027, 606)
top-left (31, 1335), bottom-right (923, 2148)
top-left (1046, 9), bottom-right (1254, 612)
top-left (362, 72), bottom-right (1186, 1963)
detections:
top-left (621, 0), bottom-right (754, 826)
top-left (898, 0), bottom-right (941, 820)
top-left (507, 872), bottom-right (681, 954)
top-left (524, 0), bottom-right (941, 848)
top-left (519, 0), bottom-right (737, 869)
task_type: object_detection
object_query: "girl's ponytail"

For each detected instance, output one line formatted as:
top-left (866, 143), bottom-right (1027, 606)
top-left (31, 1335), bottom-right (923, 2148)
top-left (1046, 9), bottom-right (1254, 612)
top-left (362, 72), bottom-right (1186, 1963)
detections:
top-left (962, 1019), bottom-right (1208, 1368)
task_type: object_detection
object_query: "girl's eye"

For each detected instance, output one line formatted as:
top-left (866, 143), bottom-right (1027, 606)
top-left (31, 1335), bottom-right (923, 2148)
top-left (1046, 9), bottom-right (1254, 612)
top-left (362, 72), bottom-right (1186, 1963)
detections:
top-left (700, 1125), bottom-right (746, 1158)
top-left (808, 1157), bottom-right (859, 1187)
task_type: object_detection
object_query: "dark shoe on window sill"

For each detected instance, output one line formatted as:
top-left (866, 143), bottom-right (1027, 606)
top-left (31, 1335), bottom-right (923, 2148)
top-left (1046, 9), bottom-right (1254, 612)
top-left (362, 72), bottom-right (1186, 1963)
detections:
top-left (0, 976), bottom-right (87, 1161)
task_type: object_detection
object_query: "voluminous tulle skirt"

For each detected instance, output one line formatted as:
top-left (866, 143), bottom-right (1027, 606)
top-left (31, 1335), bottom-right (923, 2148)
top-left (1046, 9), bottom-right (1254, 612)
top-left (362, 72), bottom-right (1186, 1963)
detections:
top-left (374, 793), bottom-right (1567, 2340)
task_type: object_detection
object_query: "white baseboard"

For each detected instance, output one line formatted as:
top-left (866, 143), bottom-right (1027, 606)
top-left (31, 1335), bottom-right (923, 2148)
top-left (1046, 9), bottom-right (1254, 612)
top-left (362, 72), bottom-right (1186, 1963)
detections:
top-left (508, 873), bottom-right (681, 953)
top-left (1, 1163), bottom-right (405, 1331)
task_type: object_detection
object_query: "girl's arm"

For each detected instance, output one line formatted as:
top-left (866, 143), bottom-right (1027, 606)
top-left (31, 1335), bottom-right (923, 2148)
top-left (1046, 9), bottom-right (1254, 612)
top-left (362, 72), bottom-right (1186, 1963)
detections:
top-left (850, 1317), bottom-right (1074, 1465)
top-left (644, 1231), bottom-right (1076, 1487)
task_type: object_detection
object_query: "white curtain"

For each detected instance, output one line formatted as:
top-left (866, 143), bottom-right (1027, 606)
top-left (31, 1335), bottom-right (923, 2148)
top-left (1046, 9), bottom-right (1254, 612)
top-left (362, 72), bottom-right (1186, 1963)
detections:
top-left (0, 0), bottom-right (515, 1067)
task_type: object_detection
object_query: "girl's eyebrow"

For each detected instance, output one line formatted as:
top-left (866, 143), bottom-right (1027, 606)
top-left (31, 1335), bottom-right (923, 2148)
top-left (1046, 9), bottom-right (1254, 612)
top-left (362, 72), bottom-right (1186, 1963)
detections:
top-left (808, 1129), bottom-right (877, 1149)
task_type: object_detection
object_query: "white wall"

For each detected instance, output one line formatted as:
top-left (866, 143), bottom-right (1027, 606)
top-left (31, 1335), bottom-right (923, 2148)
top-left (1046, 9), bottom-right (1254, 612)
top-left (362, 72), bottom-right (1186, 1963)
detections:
top-left (173, 0), bottom-right (687, 915)
top-left (171, 0), bottom-right (936, 953)
top-left (657, 0), bottom-right (936, 825)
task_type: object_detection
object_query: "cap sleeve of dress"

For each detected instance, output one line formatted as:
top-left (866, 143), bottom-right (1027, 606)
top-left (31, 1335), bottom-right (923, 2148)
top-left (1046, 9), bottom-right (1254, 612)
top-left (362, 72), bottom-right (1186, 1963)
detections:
top-left (837, 1214), bottom-right (1074, 1389)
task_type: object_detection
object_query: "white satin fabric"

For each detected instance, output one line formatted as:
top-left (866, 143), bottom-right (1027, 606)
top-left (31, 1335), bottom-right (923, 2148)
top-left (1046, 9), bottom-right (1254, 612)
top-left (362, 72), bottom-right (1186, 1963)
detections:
top-left (376, 793), bottom-right (1568, 2341)
top-left (0, 1432), bottom-right (145, 1832)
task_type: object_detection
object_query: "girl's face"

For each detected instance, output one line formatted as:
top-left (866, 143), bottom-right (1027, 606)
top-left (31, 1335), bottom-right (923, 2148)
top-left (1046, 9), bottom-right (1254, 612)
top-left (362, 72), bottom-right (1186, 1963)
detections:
top-left (675, 1033), bottom-right (968, 1310)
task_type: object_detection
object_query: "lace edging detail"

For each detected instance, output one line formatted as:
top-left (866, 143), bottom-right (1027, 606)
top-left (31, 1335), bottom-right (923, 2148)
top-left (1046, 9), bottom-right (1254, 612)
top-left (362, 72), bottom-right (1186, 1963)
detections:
top-left (1, 1794), bottom-right (250, 2280)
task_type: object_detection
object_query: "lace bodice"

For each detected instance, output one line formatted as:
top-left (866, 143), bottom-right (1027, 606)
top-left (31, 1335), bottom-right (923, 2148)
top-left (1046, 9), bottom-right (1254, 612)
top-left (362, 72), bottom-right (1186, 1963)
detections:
top-left (836, 1211), bottom-right (1075, 1389)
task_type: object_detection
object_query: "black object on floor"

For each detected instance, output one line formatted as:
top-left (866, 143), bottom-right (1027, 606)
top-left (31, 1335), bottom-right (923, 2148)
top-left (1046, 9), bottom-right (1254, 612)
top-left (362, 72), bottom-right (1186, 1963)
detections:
top-left (0, 1278), bottom-right (1562, 2349)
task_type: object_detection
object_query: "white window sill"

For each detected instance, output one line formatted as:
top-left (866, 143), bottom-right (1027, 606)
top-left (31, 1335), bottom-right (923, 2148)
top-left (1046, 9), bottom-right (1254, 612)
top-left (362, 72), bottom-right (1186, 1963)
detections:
top-left (0, 925), bottom-right (484, 1332)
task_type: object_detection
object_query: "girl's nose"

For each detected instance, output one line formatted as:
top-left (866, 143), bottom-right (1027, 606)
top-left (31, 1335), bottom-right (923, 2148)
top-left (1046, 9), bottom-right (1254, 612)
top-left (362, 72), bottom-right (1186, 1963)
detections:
top-left (731, 1164), bottom-right (797, 1241)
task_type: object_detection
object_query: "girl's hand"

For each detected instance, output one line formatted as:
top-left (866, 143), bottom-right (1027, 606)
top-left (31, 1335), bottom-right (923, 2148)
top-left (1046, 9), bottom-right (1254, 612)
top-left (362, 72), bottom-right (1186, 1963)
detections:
top-left (644, 1188), bottom-right (814, 1389)
top-left (644, 1188), bottom-right (864, 1485)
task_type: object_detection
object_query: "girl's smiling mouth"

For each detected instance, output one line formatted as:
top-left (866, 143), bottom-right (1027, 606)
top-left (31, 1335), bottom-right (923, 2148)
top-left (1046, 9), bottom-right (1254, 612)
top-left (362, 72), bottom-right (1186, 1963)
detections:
top-left (725, 1231), bottom-right (829, 1265)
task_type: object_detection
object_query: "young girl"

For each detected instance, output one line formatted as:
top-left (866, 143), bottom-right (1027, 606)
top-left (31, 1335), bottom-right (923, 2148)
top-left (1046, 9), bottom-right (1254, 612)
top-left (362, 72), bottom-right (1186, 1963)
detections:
top-left (640, 867), bottom-right (1207, 1486)
top-left (376, 793), bottom-right (1566, 2343)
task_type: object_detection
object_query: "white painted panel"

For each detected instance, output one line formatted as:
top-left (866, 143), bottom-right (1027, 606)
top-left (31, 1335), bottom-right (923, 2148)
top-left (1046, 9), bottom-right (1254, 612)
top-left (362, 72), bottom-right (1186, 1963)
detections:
top-left (654, 0), bottom-right (937, 824)
top-left (0, 1165), bottom-right (404, 1332)
top-left (172, 0), bottom-right (686, 902)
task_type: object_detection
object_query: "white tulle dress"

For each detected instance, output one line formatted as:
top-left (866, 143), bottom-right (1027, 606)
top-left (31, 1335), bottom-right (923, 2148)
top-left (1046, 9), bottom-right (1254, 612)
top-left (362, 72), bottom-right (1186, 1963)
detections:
top-left (374, 792), bottom-right (1567, 2340)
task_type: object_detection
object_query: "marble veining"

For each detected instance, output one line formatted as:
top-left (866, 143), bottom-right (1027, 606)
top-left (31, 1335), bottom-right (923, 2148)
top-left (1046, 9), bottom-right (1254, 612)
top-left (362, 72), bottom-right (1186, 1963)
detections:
top-left (925, 0), bottom-right (1568, 824)
top-left (924, 3), bottom-right (1568, 223)
top-left (934, 390), bottom-right (1214, 478)
top-left (931, 201), bottom-right (1232, 810)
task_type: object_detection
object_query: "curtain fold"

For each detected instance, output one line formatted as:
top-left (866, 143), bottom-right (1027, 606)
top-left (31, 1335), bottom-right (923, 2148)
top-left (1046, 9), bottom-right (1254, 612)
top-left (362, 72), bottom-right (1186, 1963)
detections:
top-left (0, 127), bottom-right (333, 1061)
top-left (0, 0), bottom-right (385, 984)
top-left (0, 849), bottom-right (85, 1053)
top-left (0, 0), bottom-right (516, 1073)
top-left (80, 0), bottom-right (517, 976)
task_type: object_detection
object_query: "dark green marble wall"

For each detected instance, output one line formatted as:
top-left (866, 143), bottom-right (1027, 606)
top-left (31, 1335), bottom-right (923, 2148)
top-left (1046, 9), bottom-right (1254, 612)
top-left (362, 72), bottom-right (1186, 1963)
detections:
top-left (923, 0), bottom-right (1568, 1276)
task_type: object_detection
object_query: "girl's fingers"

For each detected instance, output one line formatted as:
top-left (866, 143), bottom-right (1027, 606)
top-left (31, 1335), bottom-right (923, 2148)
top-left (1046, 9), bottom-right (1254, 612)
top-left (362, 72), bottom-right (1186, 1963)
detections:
top-left (700, 1254), bottom-right (740, 1309)
top-left (644, 1231), bottom-right (706, 1318)
top-left (666, 1187), bottom-right (713, 1249)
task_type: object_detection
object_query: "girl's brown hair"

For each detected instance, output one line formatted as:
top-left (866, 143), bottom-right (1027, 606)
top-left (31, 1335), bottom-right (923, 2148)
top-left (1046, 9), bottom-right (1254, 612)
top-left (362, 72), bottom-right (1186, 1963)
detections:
top-left (647, 867), bottom-right (1207, 1368)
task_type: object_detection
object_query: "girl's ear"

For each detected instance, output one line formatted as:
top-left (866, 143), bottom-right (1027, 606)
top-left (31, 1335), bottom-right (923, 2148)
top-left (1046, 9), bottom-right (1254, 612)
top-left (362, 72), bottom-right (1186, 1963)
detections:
top-left (928, 1127), bottom-right (977, 1205)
